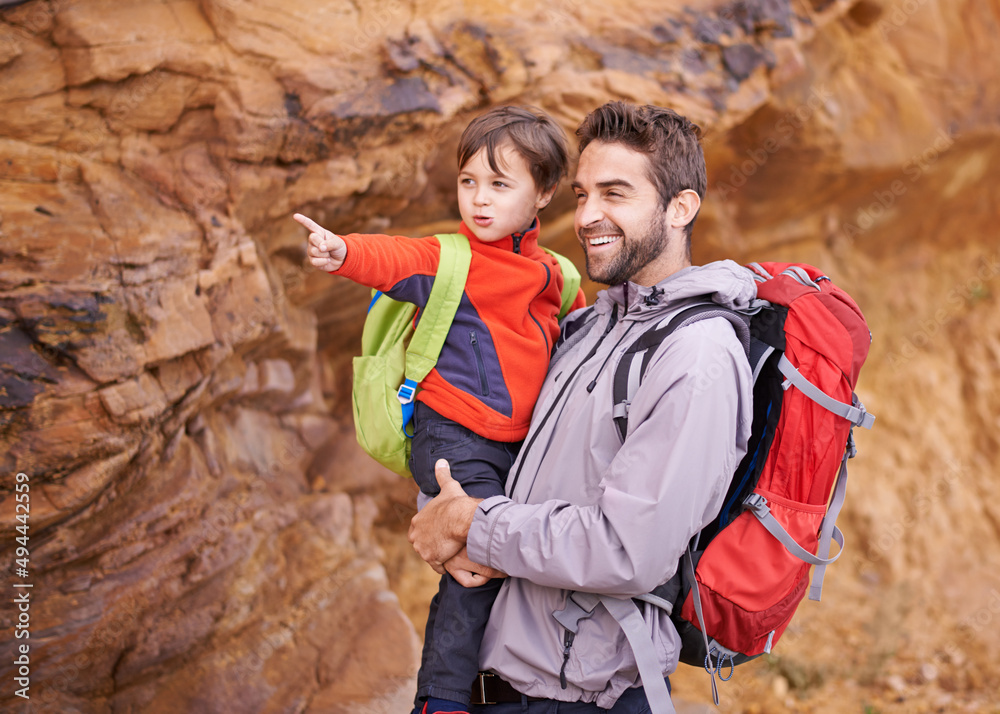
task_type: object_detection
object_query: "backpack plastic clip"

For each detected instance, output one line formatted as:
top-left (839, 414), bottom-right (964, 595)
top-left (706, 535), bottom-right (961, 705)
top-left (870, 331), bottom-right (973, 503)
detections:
top-left (743, 493), bottom-right (769, 516)
top-left (397, 378), bottom-right (419, 438)
top-left (396, 380), bottom-right (417, 405)
top-left (852, 401), bottom-right (871, 428)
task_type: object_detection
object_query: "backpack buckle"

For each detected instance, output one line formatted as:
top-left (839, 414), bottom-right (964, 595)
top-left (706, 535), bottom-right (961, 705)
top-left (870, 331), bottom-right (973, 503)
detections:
top-left (396, 380), bottom-right (417, 405)
top-left (743, 493), bottom-right (769, 516)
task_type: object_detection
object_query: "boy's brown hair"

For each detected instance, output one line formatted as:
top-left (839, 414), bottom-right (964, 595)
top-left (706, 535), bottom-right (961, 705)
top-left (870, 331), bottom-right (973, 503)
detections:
top-left (457, 105), bottom-right (568, 194)
top-left (577, 101), bottom-right (706, 239)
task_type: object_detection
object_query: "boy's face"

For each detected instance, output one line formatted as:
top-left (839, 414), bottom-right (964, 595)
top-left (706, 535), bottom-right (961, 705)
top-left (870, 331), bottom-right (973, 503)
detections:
top-left (457, 143), bottom-right (555, 243)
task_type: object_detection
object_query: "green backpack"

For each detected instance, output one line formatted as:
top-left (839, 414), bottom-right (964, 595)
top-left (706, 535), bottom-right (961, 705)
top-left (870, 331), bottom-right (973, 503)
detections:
top-left (351, 233), bottom-right (582, 477)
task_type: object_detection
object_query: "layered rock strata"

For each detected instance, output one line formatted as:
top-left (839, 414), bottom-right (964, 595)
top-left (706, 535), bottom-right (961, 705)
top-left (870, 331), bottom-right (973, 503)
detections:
top-left (1, 0), bottom-right (998, 711)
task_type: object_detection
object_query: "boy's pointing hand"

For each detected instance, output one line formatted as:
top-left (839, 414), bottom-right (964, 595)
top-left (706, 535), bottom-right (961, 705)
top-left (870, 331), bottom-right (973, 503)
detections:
top-left (294, 212), bottom-right (347, 272)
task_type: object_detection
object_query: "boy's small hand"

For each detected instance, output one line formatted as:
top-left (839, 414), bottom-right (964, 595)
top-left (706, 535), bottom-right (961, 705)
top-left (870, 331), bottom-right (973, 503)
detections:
top-left (294, 212), bottom-right (347, 272)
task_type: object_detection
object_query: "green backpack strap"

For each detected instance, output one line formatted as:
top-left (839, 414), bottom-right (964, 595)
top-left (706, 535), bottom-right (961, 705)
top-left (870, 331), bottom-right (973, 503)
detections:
top-left (542, 247), bottom-right (582, 319)
top-left (351, 233), bottom-right (471, 477)
top-left (403, 233), bottom-right (472, 384)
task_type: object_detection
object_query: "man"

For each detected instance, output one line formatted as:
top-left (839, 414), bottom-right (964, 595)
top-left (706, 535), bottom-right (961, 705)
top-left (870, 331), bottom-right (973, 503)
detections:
top-left (409, 101), bottom-right (755, 713)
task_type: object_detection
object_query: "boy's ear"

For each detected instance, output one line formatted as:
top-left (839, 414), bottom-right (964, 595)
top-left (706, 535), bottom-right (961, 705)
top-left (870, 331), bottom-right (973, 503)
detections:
top-left (535, 184), bottom-right (558, 211)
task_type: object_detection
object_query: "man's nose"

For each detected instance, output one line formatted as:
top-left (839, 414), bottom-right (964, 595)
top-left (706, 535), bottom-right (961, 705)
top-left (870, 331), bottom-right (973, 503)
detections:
top-left (576, 196), bottom-right (604, 227)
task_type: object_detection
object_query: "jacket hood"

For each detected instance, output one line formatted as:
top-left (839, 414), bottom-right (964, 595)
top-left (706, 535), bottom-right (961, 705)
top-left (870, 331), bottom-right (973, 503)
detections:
top-left (596, 259), bottom-right (756, 318)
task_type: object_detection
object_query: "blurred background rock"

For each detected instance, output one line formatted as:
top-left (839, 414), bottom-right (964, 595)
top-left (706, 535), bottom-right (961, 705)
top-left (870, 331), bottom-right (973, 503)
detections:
top-left (0, 0), bottom-right (997, 711)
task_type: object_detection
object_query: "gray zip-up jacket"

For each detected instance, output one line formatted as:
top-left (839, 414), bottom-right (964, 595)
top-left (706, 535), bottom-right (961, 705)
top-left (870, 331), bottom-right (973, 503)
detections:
top-left (466, 260), bottom-right (755, 708)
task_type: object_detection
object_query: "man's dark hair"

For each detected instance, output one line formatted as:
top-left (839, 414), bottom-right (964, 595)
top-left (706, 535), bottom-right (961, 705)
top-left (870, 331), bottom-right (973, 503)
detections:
top-left (577, 101), bottom-right (706, 240)
top-left (458, 105), bottom-right (568, 194)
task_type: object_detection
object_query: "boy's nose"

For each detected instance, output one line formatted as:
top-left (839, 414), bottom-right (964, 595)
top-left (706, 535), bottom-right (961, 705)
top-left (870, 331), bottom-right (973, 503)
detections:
top-left (474, 189), bottom-right (490, 206)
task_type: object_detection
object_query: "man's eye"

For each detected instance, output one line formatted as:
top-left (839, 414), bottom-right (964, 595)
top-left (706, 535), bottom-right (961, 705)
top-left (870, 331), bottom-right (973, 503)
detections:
top-left (607, 191), bottom-right (623, 198)
top-left (574, 193), bottom-right (586, 201)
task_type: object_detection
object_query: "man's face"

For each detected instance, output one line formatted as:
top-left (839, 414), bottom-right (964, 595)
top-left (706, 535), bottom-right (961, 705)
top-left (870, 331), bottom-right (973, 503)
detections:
top-left (572, 141), bottom-right (677, 286)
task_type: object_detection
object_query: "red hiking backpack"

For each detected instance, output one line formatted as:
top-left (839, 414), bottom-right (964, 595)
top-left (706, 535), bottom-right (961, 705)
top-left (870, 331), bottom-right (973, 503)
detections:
top-left (611, 262), bottom-right (875, 693)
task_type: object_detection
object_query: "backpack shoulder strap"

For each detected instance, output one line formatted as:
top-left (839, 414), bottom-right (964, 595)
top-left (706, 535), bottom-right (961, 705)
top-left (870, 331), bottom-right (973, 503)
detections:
top-left (403, 233), bottom-right (471, 383)
top-left (612, 303), bottom-right (748, 442)
top-left (542, 247), bottom-right (581, 319)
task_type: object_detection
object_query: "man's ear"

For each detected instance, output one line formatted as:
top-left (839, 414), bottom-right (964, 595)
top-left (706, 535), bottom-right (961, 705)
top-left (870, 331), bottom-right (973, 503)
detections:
top-left (670, 189), bottom-right (702, 228)
top-left (535, 184), bottom-right (558, 211)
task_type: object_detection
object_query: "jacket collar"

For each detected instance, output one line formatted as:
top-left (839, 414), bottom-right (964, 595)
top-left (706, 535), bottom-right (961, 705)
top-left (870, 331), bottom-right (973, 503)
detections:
top-left (458, 217), bottom-right (541, 254)
top-left (596, 260), bottom-right (757, 319)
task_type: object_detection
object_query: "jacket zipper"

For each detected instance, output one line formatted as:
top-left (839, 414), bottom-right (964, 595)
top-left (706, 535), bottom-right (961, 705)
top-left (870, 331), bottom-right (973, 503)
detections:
top-left (512, 232), bottom-right (523, 254)
top-left (470, 330), bottom-right (490, 396)
top-left (507, 305), bottom-right (620, 497)
top-left (528, 263), bottom-right (553, 354)
top-left (585, 321), bottom-right (640, 393)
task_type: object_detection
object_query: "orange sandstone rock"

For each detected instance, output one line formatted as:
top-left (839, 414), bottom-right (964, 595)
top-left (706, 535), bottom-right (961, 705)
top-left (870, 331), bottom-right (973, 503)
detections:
top-left (1, 1), bottom-right (998, 712)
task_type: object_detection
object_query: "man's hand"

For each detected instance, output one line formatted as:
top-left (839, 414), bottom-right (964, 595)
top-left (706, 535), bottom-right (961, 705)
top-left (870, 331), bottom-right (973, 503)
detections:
top-left (294, 213), bottom-right (347, 272)
top-left (408, 459), bottom-right (482, 568)
top-left (444, 547), bottom-right (507, 588)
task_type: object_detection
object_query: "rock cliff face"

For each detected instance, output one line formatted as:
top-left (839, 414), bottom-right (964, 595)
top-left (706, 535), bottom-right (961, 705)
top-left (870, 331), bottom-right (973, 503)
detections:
top-left (0, 0), bottom-right (997, 711)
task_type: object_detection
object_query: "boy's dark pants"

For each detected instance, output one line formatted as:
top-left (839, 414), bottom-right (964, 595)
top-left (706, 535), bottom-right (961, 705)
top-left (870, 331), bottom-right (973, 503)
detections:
top-left (409, 402), bottom-right (522, 708)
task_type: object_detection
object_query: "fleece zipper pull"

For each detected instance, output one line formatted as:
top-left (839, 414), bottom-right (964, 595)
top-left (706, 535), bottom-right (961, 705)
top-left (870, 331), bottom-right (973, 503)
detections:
top-left (512, 232), bottom-right (523, 254)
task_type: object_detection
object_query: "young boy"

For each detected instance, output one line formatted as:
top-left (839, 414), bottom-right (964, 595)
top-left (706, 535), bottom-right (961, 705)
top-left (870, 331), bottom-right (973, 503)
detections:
top-left (295, 105), bottom-right (586, 714)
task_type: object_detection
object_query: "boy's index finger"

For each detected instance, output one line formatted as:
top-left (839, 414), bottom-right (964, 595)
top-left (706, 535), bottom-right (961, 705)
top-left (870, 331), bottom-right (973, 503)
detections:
top-left (292, 213), bottom-right (322, 232)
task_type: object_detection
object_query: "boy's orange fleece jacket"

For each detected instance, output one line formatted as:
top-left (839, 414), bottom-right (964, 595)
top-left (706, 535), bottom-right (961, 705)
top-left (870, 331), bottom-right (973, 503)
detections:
top-left (335, 219), bottom-right (586, 442)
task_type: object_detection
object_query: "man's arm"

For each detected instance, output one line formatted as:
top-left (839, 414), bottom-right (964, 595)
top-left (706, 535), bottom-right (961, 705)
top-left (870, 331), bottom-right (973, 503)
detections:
top-left (465, 324), bottom-right (751, 596)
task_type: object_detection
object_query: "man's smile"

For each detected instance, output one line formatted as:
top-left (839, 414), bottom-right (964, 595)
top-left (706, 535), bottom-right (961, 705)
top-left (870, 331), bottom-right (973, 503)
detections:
top-left (586, 234), bottom-right (621, 246)
top-left (579, 223), bottom-right (624, 248)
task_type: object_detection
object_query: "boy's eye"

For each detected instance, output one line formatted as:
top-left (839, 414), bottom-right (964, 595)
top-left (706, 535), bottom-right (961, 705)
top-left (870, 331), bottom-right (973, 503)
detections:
top-left (460, 178), bottom-right (475, 186)
top-left (493, 181), bottom-right (508, 188)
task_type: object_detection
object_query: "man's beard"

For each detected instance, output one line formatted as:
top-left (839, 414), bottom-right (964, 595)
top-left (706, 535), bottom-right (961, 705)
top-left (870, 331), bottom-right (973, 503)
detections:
top-left (582, 213), bottom-right (669, 285)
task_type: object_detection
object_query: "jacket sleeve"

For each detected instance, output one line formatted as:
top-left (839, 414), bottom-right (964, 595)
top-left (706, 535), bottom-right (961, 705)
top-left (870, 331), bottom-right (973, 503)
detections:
top-left (334, 233), bottom-right (441, 306)
top-left (467, 322), bottom-right (752, 596)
